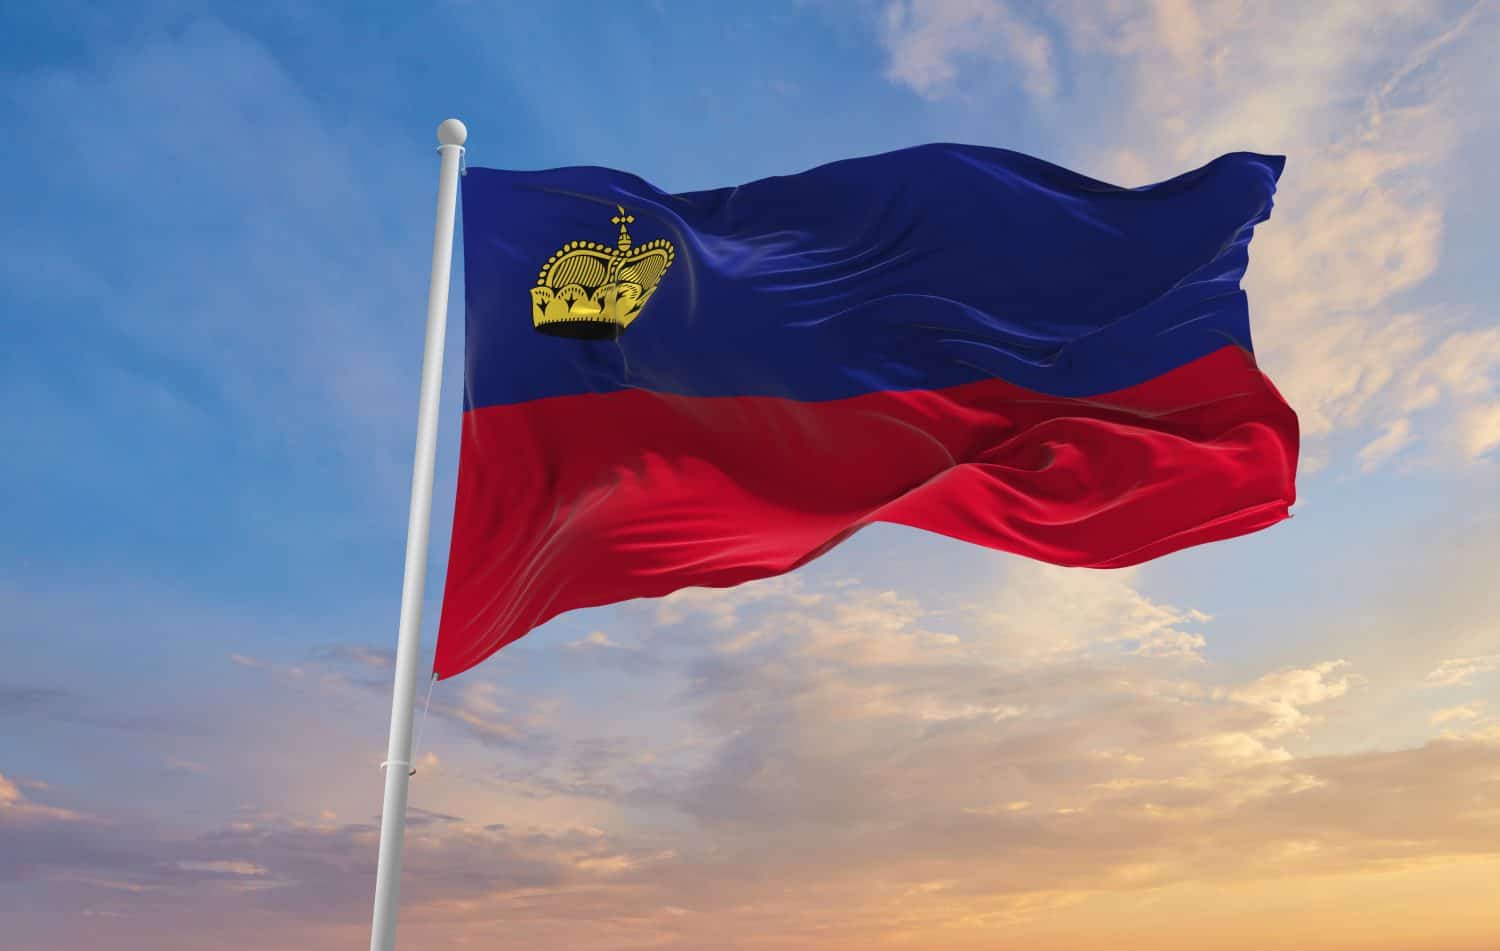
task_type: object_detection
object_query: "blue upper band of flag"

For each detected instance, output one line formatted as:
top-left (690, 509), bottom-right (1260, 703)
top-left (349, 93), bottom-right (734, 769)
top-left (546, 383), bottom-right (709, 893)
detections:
top-left (459, 144), bottom-right (1284, 409)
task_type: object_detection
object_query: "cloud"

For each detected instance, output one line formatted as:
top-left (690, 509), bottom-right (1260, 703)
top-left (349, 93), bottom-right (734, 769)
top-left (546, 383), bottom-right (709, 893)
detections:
top-left (316, 645), bottom-right (396, 669)
top-left (1459, 400), bottom-right (1500, 460)
top-left (9, 578), bottom-right (1500, 948)
top-left (598, 584), bottom-right (1500, 951)
top-left (0, 684), bottom-right (69, 715)
top-left (1430, 701), bottom-right (1485, 725)
top-left (1358, 418), bottom-right (1414, 471)
top-left (703, 585), bottom-right (962, 667)
top-left (561, 630), bottom-right (658, 673)
top-left (425, 679), bottom-right (564, 749)
top-left (0, 679), bottom-right (176, 735)
top-left (1214, 661), bottom-right (1358, 763)
top-left (0, 772), bottom-right (87, 824)
top-left (654, 575), bottom-right (821, 631)
top-left (490, 580), bottom-right (1500, 943)
top-left (666, 586), bottom-right (1345, 839)
top-left (1423, 654), bottom-right (1500, 688)
top-left (172, 860), bottom-right (270, 877)
top-left (0, 785), bottom-right (672, 950)
top-left (881, 0), bottom-right (1057, 99)
top-left (570, 631), bottom-right (622, 650)
top-left (973, 562), bottom-right (1211, 661)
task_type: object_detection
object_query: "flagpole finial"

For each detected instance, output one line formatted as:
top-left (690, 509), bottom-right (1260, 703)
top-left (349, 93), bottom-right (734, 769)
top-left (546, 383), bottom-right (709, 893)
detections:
top-left (437, 118), bottom-right (467, 148)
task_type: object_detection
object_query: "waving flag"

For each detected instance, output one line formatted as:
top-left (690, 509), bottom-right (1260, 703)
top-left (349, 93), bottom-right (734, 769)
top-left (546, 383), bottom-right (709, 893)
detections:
top-left (433, 144), bottom-right (1298, 679)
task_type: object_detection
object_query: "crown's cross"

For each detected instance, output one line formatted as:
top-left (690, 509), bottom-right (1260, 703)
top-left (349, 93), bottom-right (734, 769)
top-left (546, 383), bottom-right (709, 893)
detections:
top-left (612, 206), bottom-right (635, 252)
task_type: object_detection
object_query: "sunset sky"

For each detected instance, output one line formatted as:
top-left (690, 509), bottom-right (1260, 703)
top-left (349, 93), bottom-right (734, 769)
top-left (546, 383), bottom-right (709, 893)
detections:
top-left (4, 1), bottom-right (1500, 949)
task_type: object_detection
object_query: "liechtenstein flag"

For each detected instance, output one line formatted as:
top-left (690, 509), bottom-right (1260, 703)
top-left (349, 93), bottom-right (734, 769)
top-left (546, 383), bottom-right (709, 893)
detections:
top-left (433, 144), bottom-right (1299, 679)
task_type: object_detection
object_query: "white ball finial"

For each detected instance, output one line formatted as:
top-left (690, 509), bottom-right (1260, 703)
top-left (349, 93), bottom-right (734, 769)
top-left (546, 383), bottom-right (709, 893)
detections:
top-left (437, 118), bottom-right (467, 147)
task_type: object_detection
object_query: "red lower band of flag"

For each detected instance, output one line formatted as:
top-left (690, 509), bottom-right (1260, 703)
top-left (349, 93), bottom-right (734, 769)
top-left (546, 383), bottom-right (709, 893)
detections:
top-left (434, 345), bottom-right (1298, 679)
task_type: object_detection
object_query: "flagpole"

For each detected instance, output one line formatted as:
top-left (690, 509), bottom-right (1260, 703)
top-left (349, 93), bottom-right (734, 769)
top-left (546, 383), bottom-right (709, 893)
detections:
top-left (368, 116), bottom-right (466, 951)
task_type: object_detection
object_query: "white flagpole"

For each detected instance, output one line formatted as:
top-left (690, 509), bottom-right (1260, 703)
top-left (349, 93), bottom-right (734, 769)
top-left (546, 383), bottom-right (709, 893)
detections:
top-left (369, 117), bottom-right (466, 951)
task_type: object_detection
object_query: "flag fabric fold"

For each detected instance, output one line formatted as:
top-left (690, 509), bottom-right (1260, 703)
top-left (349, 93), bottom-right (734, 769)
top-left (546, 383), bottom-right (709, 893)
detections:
top-left (434, 144), bottom-right (1298, 680)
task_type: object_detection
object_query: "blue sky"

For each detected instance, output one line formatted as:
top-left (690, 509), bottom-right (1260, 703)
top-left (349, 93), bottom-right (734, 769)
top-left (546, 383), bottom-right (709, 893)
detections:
top-left (4, 2), bottom-right (1500, 949)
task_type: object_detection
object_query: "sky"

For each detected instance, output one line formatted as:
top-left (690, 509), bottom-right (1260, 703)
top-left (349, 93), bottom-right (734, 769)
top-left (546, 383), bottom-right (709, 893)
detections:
top-left (2, 0), bottom-right (1499, 948)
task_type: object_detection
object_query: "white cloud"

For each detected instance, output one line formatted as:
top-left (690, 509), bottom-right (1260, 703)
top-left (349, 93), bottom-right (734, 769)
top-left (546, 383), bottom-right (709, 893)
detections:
top-left (0, 771), bottom-right (86, 823)
top-left (788, 588), bottom-right (962, 666)
top-left (13, 578), bottom-right (1500, 949)
top-left (567, 630), bottom-right (625, 650)
top-left (173, 860), bottom-right (269, 877)
top-left (1431, 701), bottom-right (1485, 725)
top-left (1211, 660), bottom-right (1358, 763)
top-left (620, 580), bottom-right (1500, 940)
top-left (1358, 418), bottom-right (1413, 471)
top-left (1458, 400), bottom-right (1500, 461)
top-left (655, 575), bottom-right (821, 631)
top-left (1423, 654), bottom-right (1500, 688)
top-left (881, 0), bottom-right (1057, 99)
top-left (1232, 661), bottom-right (1356, 728)
top-left (976, 562), bottom-right (1210, 661)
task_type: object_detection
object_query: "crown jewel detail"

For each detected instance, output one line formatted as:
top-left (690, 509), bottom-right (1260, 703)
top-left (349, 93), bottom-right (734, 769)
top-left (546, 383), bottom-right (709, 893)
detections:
top-left (531, 206), bottom-right (675, 339)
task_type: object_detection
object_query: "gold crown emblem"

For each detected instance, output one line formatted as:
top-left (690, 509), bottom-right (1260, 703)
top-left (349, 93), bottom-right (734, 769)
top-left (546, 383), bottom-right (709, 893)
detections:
top-left (531, 206), bottom-right (675, 339)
